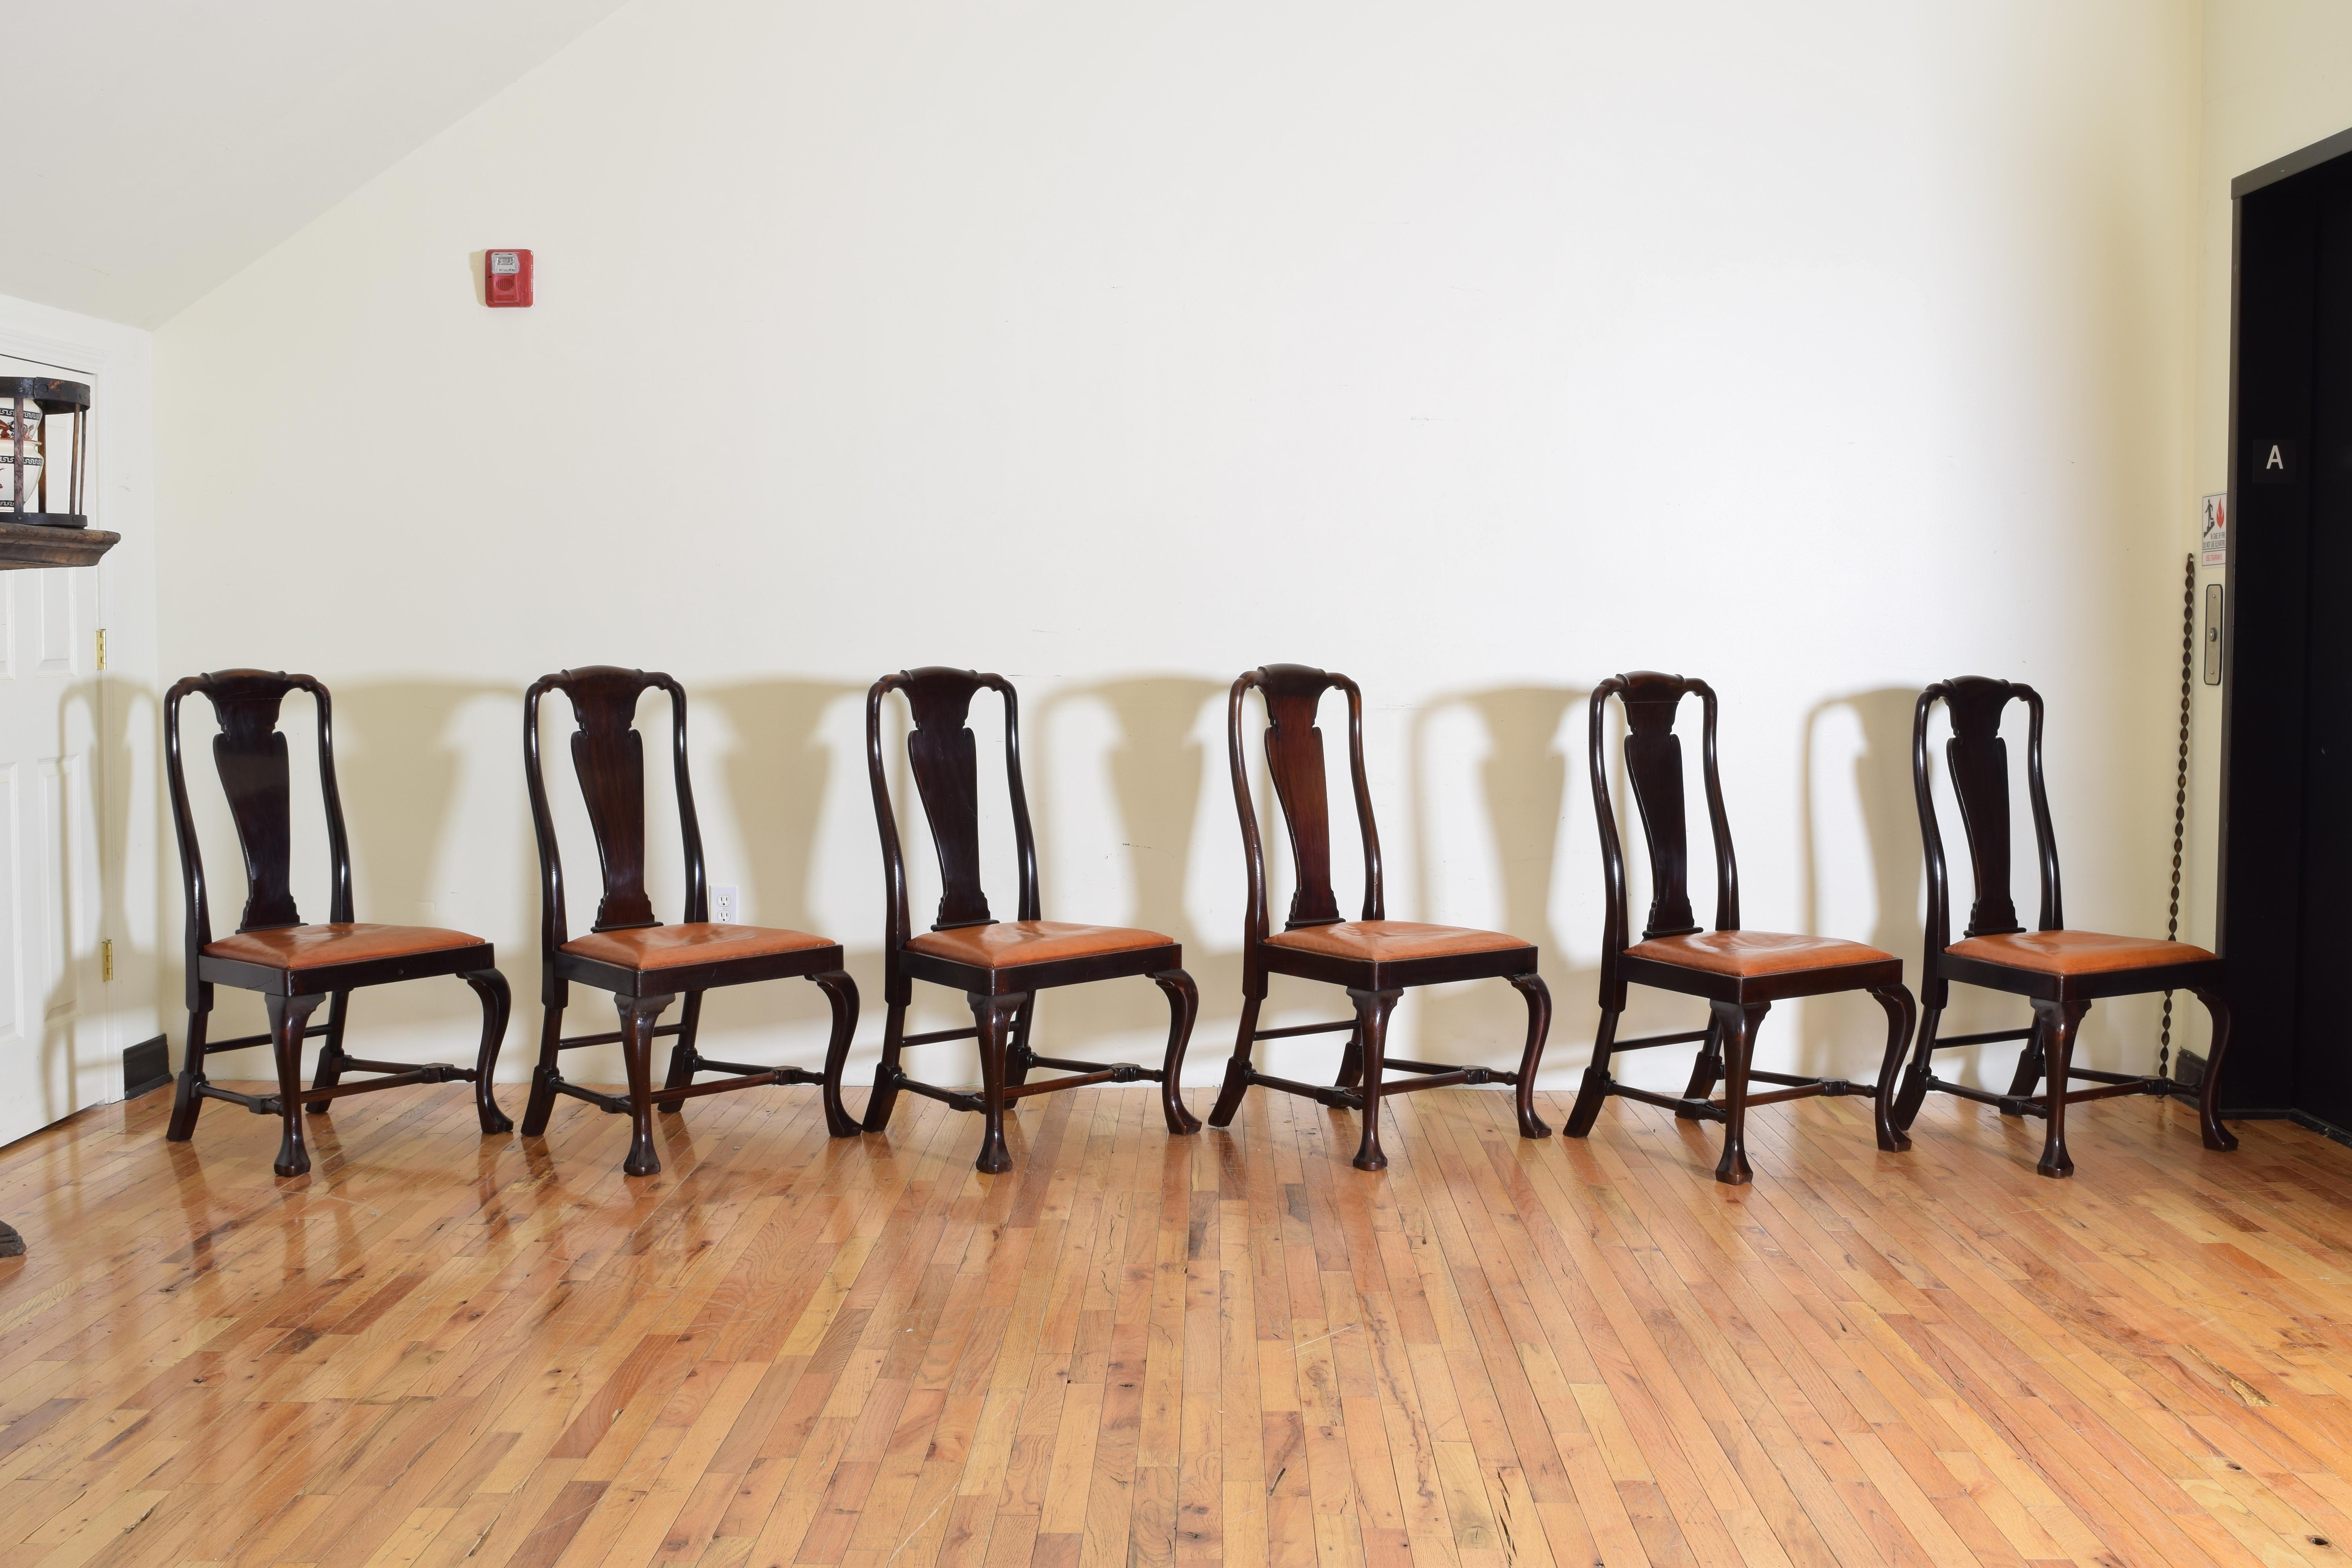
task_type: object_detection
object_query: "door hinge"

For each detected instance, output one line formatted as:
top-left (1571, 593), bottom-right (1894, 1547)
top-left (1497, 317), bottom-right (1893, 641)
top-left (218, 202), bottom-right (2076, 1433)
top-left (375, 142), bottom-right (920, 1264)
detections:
top-left (95, 628), bottom-right (106, 671)
top-left (100, 939), bottom-right (113, 982)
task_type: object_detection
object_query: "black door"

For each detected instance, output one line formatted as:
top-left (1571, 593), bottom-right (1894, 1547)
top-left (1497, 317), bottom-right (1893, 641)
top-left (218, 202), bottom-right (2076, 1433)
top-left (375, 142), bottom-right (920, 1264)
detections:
top-left (2223, 135), bottom-right (2352, 1126)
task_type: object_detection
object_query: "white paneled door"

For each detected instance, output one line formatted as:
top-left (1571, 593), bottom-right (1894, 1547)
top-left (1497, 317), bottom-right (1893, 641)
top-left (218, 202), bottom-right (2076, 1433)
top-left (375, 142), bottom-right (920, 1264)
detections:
top-left (0, 352), bottom-right (105, 1150)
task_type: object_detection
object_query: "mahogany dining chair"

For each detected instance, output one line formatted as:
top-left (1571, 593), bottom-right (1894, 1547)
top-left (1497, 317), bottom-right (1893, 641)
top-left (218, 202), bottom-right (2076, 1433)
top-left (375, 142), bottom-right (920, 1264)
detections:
top-left (165, 670), bottom-right (510, 1178)
top-left (1563, 671), bottom-right (1915, 1184)
top-left (861, 666), bottom-right (1199, 1173)
top-left (1890, 676), bottom-right (2233, 1176)
top-left (1206, 664), bottom-right (1553, 1172)
top-left (520, 667), bottom-right (858, 1176)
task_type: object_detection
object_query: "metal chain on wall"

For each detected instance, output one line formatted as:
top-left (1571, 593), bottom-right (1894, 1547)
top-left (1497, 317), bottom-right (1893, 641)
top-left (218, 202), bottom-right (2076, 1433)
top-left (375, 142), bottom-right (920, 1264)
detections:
top-left (2160, 551), bottom-right (2194, 1081)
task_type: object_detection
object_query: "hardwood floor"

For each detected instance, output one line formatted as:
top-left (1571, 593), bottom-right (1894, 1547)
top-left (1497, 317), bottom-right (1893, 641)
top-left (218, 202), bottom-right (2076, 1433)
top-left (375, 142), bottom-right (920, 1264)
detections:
top-left (1, 1077), bottom-right (2349, 1568)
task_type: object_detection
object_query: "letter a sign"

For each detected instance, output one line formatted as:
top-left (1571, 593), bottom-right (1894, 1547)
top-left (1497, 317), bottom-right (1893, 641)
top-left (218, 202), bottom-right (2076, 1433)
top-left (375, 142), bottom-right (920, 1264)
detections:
top-left (2254, 438), bottom-right (2297, 485)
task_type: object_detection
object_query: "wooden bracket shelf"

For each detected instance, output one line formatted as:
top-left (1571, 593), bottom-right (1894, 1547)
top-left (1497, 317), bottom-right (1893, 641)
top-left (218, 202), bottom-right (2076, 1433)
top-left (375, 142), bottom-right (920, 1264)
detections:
top-left (0, 519), bottom-right (117, 571)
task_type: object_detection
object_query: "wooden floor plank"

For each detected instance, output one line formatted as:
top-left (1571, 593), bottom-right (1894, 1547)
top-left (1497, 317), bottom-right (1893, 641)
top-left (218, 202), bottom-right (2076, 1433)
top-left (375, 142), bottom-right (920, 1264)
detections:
top-left (3, 1081), bottom-right (2352, 1567)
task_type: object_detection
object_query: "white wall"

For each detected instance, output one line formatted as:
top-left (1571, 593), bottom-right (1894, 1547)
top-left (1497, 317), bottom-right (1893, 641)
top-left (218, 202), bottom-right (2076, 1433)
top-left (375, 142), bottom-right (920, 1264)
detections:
top-left (0, 290), bottom-right (162, 1146)
top-left (2177, 5), bottom-right (2352, 1077)
top-left (155, 0), bottom-right (2204, 1099)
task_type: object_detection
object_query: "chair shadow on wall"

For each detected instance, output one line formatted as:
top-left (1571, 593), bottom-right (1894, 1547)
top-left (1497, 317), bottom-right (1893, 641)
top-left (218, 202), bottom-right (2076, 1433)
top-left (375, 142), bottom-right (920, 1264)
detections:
top-left (265, 681), bottom-right (521, 1076)
top-left (1798, 687), bottom-right (2013, 1093)
top-left (1024, 677), bottom-right (1234, 1094)
top-left (668, 679), bottom-right (867, 1060)
top-left (1406, 686), bottom-right (1599, 1089)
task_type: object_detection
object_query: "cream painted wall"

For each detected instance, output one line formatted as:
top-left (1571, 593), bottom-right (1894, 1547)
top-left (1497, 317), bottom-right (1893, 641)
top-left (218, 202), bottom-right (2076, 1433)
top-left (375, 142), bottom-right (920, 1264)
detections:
top-left (0, 289), bottom-right (163, 1146)
top-left (156, 0), bottom-right (2204, 1104)
top-left (2178, 5), bottom-right (2352, 1078)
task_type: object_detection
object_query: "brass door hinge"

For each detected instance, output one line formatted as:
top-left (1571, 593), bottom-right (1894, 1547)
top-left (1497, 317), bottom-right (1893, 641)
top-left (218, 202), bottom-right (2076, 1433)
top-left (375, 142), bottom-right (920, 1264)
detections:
top-left (95, 629), bottom-right (106, 671)
top-left (101, 939), bottom-right (113, 982)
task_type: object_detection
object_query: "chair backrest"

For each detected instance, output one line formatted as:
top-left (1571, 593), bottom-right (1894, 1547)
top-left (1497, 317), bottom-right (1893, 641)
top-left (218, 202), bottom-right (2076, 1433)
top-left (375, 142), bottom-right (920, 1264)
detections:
top-left (164, 670), bottom-right (352, 1004)
top-left (1587, 672), bottom-right (1739, 998)
top-left (866, 668), bottom-right (1040, 974)
top-left (524, 668), bottom-right (706, 973)
top-left (1226, 666), bottom-right (1385, 973)
top-left (1911, 678), bottom-right (2062, 994)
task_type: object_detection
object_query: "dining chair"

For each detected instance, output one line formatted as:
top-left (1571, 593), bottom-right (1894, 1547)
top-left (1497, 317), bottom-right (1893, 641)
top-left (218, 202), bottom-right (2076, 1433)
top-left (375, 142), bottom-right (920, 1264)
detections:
top-left (862, 666), bottom-right (1199, 1172)
top-left (1205, 664), bottom-right (1552, 1172)
top-left (1891, 676), bottom-right (2232, 1176)
top-left (521, 666), bottom-right (858, 1176)
top-left (165, 670), bottom-right (510, 1178)
top-left (1563, 671), bottom-right (1915, 1184)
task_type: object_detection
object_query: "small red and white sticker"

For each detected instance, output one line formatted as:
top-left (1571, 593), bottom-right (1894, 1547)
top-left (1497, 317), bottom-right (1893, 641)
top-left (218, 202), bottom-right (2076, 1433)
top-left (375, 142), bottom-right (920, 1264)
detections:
top-left (2201, 493), bottom-right (2226, 568)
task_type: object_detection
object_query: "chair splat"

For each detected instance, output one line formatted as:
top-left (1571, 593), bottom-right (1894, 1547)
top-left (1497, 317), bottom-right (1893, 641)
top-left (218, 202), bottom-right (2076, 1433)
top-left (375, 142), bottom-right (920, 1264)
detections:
top-left (899, 667), bottom-right (995, 930)
top-left (1939, 675), bottom-right (2026, 938)
top-left (1257, 664), bottom-right (1352, 929)
top-left (552, 667), bottom-right (662, 933)
top-left (204, 677), bottom-right (304, 932)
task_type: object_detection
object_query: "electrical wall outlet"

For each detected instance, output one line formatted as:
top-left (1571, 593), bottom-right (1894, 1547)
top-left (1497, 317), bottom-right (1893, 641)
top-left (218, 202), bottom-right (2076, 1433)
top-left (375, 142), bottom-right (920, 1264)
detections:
top-left (711, 885), bottom-right (739, 924)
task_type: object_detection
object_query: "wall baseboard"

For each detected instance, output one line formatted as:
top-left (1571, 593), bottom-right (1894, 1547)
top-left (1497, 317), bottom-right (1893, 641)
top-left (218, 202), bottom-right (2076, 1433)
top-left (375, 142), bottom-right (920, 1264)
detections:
top-left (122, 1035), bottom-right (170, 1101)
top-left (2165, 1080), bottom-right (2352, 1149)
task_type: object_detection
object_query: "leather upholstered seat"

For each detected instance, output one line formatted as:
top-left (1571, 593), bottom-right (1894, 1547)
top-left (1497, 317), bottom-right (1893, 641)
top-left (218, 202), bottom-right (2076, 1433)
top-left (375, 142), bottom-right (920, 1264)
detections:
top-left (1564, 670), bottom-right (1916, 1185)
top-left (203, 922), bottom-right (486, 971)
top-left (1210, 664), bottom-right (1555, 1171)
top-left (1946, 929), bottom-right (2216, 976)
top-left (906, 920), bottom-right (1169, 969)
top-left (1264, 920), bottom-right (1528, 963)
top-left (1626, 930), bottom-right (1893, 978)
top-left (166, 670), bottom-right (513, 1180)
top-left (863, 667), bottom-right (1200, 1175)
top-left (1896, 675), bottom-right (2237, 1177)
top-left (562, 922), bottom-right (834, 971)
top-left (523, 667), bottom-right (862, 1177)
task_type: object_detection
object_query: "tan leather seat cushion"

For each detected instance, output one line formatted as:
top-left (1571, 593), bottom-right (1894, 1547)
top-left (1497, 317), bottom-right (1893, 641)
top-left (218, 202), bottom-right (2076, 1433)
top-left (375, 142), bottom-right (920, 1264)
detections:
top-left (1947, 929), bottom-right (2215, 976)
top-left (1264, 920), bottom-right (1529, 962)
top-left (563, 923), bottom-right (834, 970)
top-left (907, 921), bottom-right (1170, 968)
top-left (204, 923), bottom-right (484, 971)
top-left (1627, 929), bottom-right (1893, 976)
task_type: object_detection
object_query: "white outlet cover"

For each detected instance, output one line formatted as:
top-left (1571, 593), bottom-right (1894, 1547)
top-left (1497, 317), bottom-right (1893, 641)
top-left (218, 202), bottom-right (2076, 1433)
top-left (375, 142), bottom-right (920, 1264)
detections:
top-left (712, 885), bottom-right (739, 923)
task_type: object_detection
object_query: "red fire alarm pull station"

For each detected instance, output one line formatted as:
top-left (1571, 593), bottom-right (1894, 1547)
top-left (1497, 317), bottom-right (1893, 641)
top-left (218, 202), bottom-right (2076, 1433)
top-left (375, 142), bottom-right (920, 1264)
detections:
top-left (485, 249), bottom-right (533, 307)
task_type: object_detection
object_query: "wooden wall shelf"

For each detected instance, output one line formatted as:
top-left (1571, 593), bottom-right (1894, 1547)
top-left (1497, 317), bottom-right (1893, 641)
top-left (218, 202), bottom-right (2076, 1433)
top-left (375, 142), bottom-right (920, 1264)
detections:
top-left (0, 519), bottom-right (117, 571)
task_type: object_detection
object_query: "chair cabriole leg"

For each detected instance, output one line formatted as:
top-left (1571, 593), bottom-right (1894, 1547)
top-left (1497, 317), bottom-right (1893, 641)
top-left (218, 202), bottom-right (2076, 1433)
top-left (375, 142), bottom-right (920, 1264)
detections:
top-left (1892, 1004), bottom-right (1940, 1132)
top-left (167, 1006), bottom-right (210, 1143)
top-left (2192, 987), bottom-right (2237, 1152)
top-left (1333, 1019), bottom-right (1365, 1090)
top-left (2033, 997), bottom-right (2085, 1178)
top-left (970, 991), bottom-right (1024, 1174)
top-left (1711, 999), bottom-right (1766, 1185)
top-left (1508, 971), bottom-right (1552, 1137)
top-left (1207, 993), bottom-right (1259, 1129)
top-left (1151, 969), bottom-right (1201, 1134)
top-left (1869, 985), bottom-right (1916, 1153)
top-left (616, 993), bottom-right (674, 1177)
top-left (1678, 1015), bottom-right (1726, 1119)
top-left (269, 992), bottom-right (327, 1178)
top-left (1563, 1007), bottom-right (1619, 1138)
top-left (521, 1000), bottom-right (564, 1137)
top-left (660, 990), bottom-right (706, 1110)
top-left (2003, 1020), bottom-right (2047, 1110)
top-left (864, 998), bottom-right (908, 1132)
top-left (306, 990), bottom-right (352, 1114)
top-left (812, 970), bottom-right (861, 1138)
top-left (1348, 987), bottom-right (1401, 1172)
top-left (463, 969), bottom-right (514, 1134)
top-left (1004, 998), bottom-right (1036, 1088)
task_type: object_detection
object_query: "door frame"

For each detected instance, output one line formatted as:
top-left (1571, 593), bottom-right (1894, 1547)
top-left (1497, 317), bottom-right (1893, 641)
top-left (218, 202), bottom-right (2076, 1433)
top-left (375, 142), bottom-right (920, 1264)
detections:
top-left (2217, 129), bottom-right (2352, 1133)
